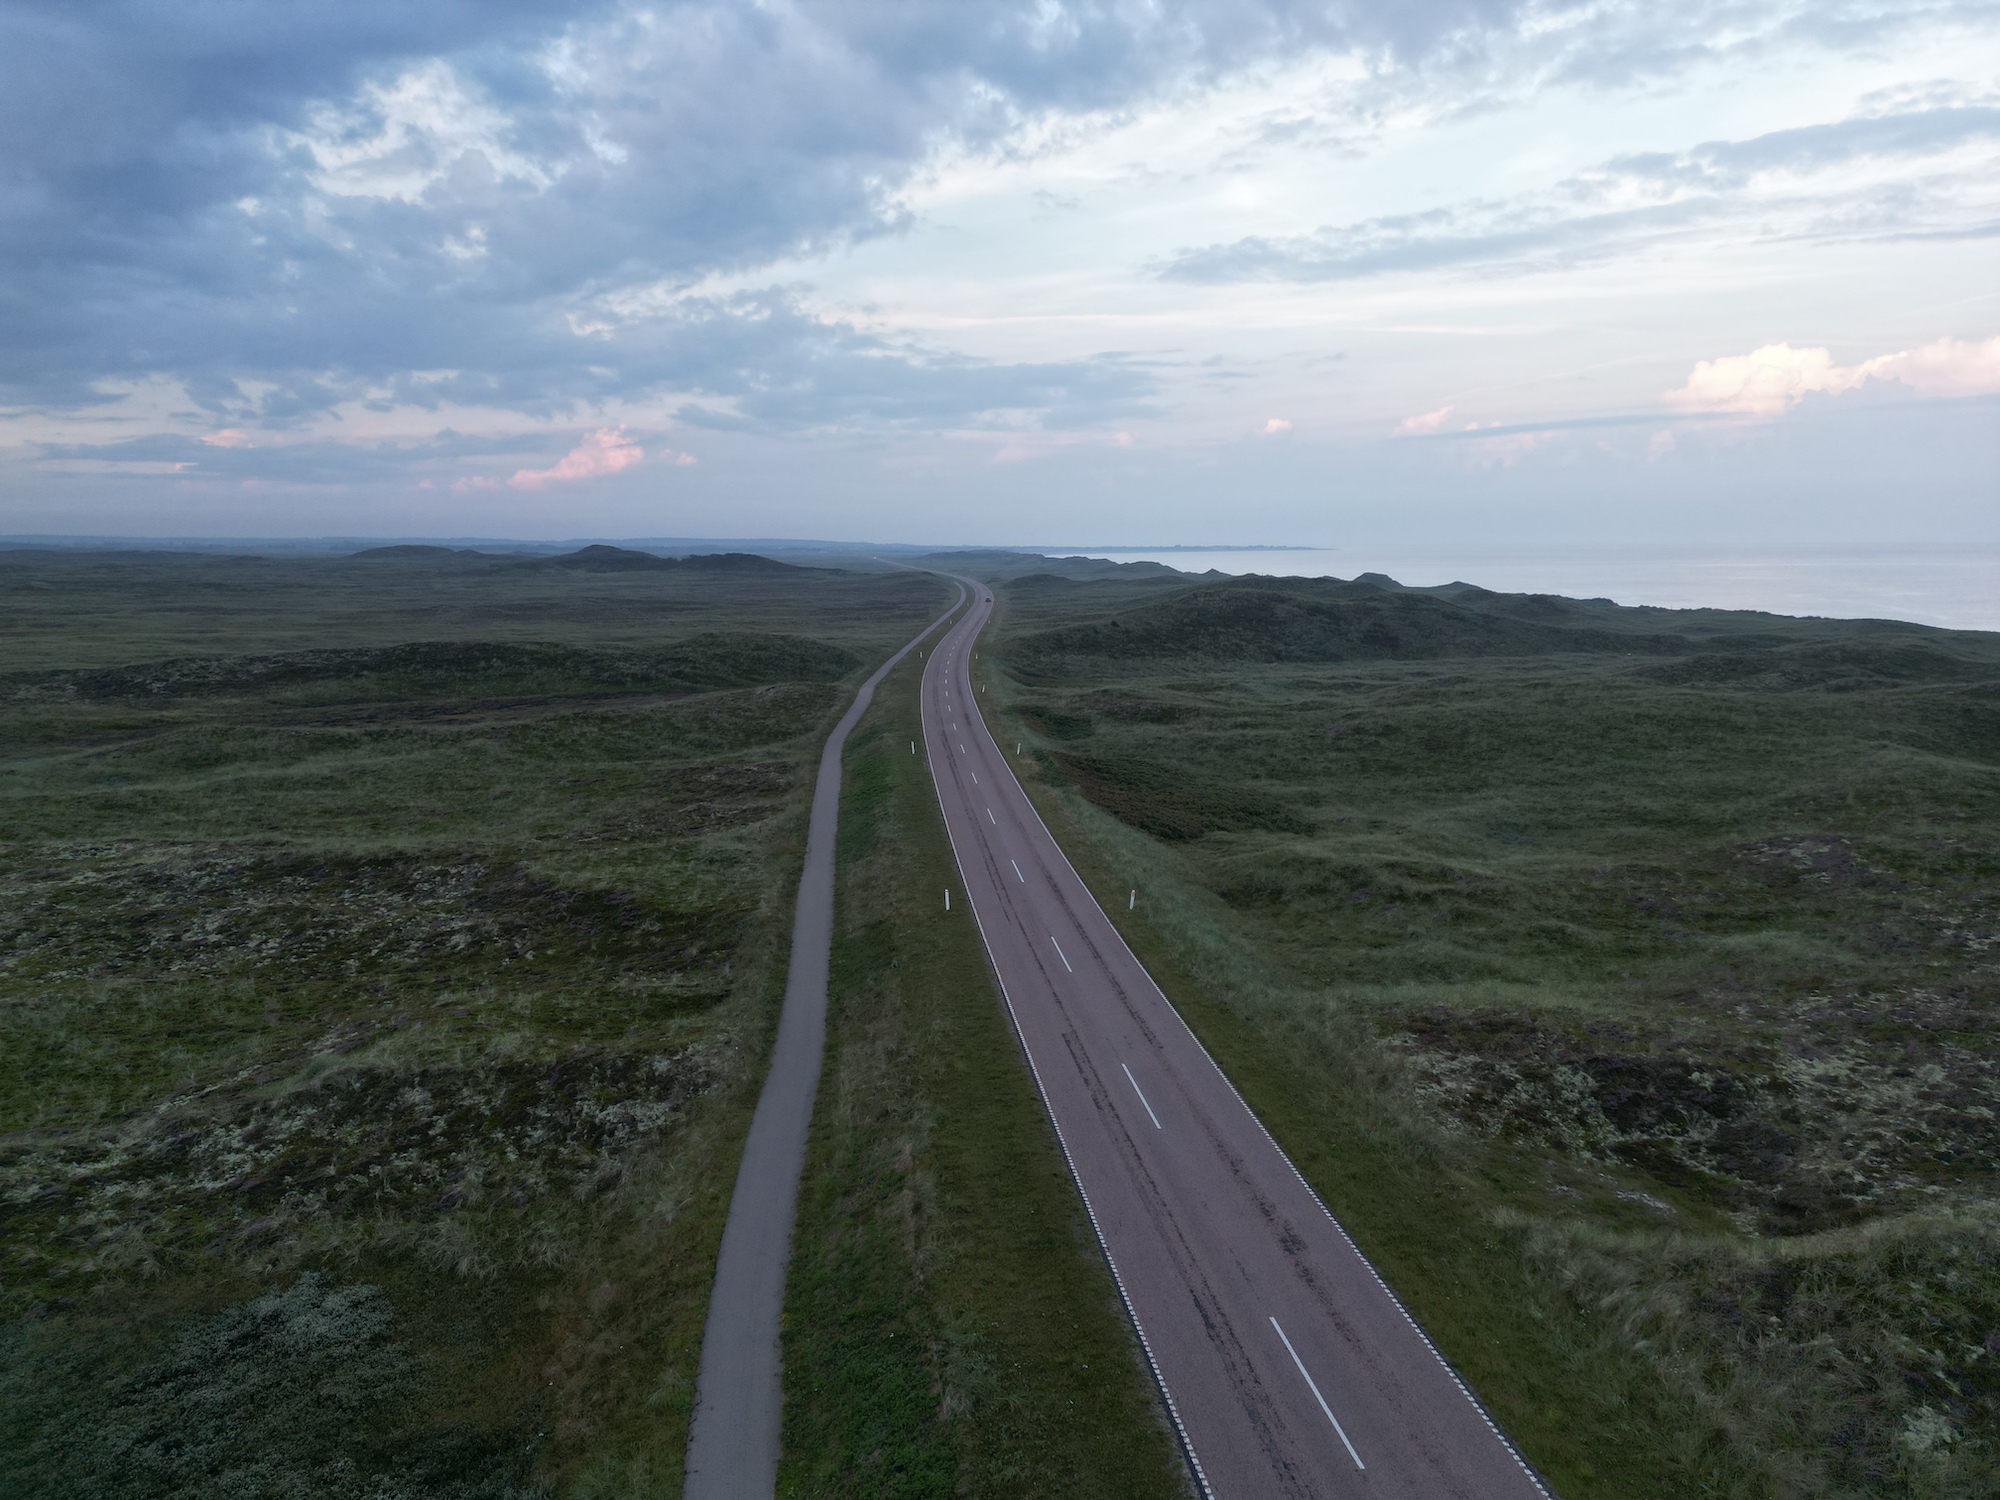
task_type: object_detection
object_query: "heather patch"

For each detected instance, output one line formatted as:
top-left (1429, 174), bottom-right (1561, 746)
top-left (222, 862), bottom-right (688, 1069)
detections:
top-left (1391, 996), bottom-right (2000, 1233)
top-left (0, 849), bottom-right (741, 993)
top-left (3, 1045), bottom-right (718, 1290)
top-left (1, 1274), bottom-right (543, 1499)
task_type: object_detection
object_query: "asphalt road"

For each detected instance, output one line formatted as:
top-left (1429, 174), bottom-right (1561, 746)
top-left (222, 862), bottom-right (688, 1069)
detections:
top-left (682, 583), bottom-right (964, 1500)
top-left (923, 576), bottom-right (1553, 1500)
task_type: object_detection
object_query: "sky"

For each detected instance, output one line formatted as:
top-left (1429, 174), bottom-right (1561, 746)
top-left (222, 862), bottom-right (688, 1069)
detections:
top-left (2, 0), bottom-right (1997, 552)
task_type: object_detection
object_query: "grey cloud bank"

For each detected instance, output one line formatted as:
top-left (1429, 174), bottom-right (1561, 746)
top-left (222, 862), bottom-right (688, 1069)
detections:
top-left (4, 0), bottom-right (1525, 418)
top-left (1, 0), bottom-right (1995, 551)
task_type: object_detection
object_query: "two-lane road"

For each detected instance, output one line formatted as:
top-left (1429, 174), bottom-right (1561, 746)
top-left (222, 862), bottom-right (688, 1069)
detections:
top-left (922, 577), bottom-right (1552, 1500)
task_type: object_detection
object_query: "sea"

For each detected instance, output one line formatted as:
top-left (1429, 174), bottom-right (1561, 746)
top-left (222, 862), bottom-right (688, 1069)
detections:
top-left (1059, 549), bottom-right (2000, 634)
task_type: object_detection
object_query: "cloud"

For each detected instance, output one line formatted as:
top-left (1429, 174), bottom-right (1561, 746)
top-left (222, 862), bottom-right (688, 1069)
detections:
top-left (506, 425), bottom-right (642, 488)
top-left (7, 1), bottom-right (1975, 417)
top-left (1162, 102), bottom-right (2000, 285)
top-left (1667, 335), bottom-right (2000, 415)
top-left (1395, 405), bottom-right (1454, 435)
top-left (0, 0), bottom-right (1428, 419)
top-left (1666, 343), bottom-right (1865, 416)
top-left (1261, 417), bottom-right (1292, 435)
top-left (3, 0), bottom-right (1991, 500)
top-left (1854, 334), bottom-right (2000, 396)
top-left (1464, 429), bottom-right (1549, 467)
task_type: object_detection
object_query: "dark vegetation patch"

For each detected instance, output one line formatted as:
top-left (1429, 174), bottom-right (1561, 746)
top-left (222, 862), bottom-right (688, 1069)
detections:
top-left (0, 546), bottom-right (943, 672)
top-left (1672, 1229), bottom-right (2000, 1495)
top-left (3, 1047), bottom-right (715, 1291)
top-left (0, 850), bottom-right (740, 999)
top-left (1008, 581), bottom-right (1687, 672)
top-left (1049, 749), bottom-right (1310, 840)
top-left (1643, 641), bottom-right (1999, 691)
top-left (1016, 692), bottom-right (1184, 740)
top-left (3, 632), bottom-right (856, 704)
top-left (592, 761), bottom-right (795, 840)
top-left (915, 551), bottom-right (1189, 582)
top-left (1391, 1002), bottom-right (2000, 1234)
top-left (0, 1274), bottom-right (542, 1499)
top-left (1077, 689), bottom-right (1196, 723)
top-left (1212, 851), bottom-right (1469, 910)
top-left (1017, 706), bottom-right (1093, 740)
top-left (520, 546), bottom-right (808, 575)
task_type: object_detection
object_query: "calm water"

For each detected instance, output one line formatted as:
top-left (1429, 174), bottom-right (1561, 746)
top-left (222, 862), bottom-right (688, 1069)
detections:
top-left (1065, 550), bottom-right (2000, 634)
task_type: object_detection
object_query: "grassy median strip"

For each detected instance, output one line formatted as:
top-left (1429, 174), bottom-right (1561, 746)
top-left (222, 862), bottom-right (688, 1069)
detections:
top-left (779, 649), bottom-right (1187, 1499)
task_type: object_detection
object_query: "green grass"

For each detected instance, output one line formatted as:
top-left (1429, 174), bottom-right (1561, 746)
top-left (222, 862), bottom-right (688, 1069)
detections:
top-left (0, 548), bottom-right (933, 669)
top-left (0, 548), bottom-right (952, 1497)
top-left (969, 566), bottom-right (2000, 1499)
top-left (778, 647), bottom-right (1188, 1499)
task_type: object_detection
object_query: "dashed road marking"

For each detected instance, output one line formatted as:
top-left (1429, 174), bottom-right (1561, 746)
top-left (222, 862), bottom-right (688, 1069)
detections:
top-left (1122, 1063), bottom-right (1162, 1130)
top-left (1271, 1317), bottom-right (1364, 1470)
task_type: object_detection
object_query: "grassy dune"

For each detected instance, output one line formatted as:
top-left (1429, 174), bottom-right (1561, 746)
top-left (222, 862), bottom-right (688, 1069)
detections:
top-left (977, 564), bottom-right (2000, 1499)
top-left (0, 547), bottom-right (949, 1497)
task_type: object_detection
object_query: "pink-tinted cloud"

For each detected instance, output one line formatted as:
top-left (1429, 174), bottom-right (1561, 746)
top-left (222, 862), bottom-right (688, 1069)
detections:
top-left (1666, 335), bottom-right (2000, 417)
top-left (507, 426), bottom-right (644, 489)
top-left (1261, 417), bottom-right (1292, 435)
top-left (1854, 334), bottom-right (2000, 398)
top-left (1394, 405), bottom-right (1452, 436)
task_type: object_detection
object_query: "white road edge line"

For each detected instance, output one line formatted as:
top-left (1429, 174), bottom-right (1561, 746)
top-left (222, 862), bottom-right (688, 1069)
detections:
top-left (1011, 859), bottom-right (1024, 882)
top-left (920, 751), bottom-right (1216, 1500)
top-left (1050, 936), bottom-right (1073, 972)
top-left (1121, 1063), bottom-right (1162, 1130)
top-left (1270, 1316), bottom-right (1365, 1470)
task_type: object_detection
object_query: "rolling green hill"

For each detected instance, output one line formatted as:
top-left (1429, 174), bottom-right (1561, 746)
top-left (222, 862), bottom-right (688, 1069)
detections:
top-left (977, 560), bottom-right (2000, 1500)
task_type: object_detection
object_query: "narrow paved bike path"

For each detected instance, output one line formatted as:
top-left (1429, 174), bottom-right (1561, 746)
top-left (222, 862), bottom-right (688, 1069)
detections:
top-left (682, 584), bottom-right (963, 1500)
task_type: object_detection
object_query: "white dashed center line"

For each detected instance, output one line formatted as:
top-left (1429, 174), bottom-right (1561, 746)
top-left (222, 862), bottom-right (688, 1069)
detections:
top-left (1050, 936), bottom-right (1072, 972)
top-left (1270, 1317), bottom-right (1365, 1470)
top-left (1010, 859), bottom-right (1023, 882)
top-left (1121, 1063), bottom-right (1162, 1129)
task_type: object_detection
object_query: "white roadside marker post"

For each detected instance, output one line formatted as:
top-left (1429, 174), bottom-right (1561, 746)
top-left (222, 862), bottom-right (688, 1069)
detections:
top-left (945, 889), bottom-right (950, 911)
top-left (1129, 890), bottom-right (1136, 909)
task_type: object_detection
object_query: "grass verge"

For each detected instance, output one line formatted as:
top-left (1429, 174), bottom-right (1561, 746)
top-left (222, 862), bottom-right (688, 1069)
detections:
top-left (778, 648), bottom-right (1188, 1498)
